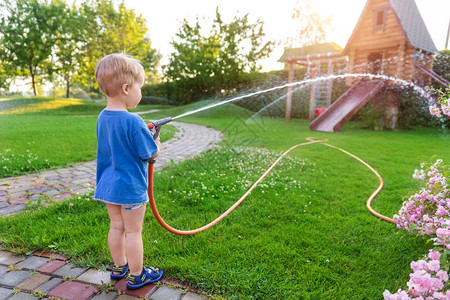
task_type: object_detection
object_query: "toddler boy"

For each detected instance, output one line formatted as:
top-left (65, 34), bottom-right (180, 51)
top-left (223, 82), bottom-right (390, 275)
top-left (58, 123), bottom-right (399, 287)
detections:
top-left (94, 53), bottom-right (163, 289)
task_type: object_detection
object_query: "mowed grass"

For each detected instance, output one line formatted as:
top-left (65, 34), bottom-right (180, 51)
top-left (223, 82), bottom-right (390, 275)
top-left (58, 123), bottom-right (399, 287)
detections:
top-left (1, 97), bottom-right (450, 298)
top-left (0, 97), bottom-right (176, 177)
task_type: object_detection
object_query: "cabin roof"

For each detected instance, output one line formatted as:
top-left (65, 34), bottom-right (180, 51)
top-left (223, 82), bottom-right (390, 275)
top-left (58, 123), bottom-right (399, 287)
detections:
top-left (278, 42), bottom-right (342, 62)
top-left (344, 0), bottom-right (438, 54)
top-left (389, 0), bottom-right (437, 54)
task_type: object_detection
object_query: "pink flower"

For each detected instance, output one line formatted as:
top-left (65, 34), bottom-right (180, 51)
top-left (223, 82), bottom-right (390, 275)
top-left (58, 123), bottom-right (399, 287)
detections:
top-left (437, 228), bottom-right (450, 239)
top-left (441, 101), bottom-right (450, 117)
top-left (433, 291), bottom-right (447, 300)
top-left (431, 277), bottom-right (444, 290)
top-left (428, 260), bottom-right (440, 272)
top-left (397, 291), bottom-right (410, 300)
top-left (423, 215), bottom-right (432, 222)
top-left (437, 206), bottom-right (449, 216)
top-left (436, 270), bottom-right (449, 282)
top-left (428, 251), bottom-right (440, 260)
top-left (417, 260), bottom-right (429, 270)
top-left (429, 106), bottom-right (442, 118)
top-left (383, 289), bottom-right (412, 300)
top-left (383, 290), bottom-right (398, 300)
top-left (413, 169), bottom-right (426, 180)
top-left (411, 261), bottom-right (421, 272)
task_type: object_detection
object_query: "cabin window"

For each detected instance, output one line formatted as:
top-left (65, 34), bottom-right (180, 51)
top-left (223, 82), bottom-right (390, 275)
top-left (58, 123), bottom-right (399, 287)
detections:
top-left (373, 8), bottom-right (387, 31)
top-left (376, 11), bottom-right (384, 26)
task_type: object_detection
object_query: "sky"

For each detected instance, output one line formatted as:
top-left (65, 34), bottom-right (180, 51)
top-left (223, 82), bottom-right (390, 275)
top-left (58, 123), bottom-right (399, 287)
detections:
top-left (125, 0), bottom-right (450, 71)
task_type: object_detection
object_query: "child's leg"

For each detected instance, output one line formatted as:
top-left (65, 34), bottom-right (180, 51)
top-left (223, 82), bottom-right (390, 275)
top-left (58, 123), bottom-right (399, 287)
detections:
top-left (121, 204), bottom-right (146, 276)
top-left (106, 203), bottom-right (127, 270)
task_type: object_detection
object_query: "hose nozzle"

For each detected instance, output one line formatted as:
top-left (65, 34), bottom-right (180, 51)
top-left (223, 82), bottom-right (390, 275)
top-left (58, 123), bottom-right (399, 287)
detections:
top-left (148, 117), bottom-right (173, 139)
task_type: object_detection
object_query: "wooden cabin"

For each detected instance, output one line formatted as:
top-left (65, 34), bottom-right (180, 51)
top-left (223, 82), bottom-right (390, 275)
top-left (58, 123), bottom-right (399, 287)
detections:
top-left (282, 0), bottom-right (446, 131)
top-left (345, 0), bottom-right (438, 86)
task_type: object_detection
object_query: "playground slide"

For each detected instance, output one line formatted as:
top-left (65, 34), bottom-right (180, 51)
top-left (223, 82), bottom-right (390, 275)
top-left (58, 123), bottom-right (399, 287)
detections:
top-left (414, 63), bottom-right (450, 88)
top-left (310, 80), bottom-right (385, 132)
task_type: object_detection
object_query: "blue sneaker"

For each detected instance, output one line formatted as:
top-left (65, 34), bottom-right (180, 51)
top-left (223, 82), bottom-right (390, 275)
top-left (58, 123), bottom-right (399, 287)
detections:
top-left (126, 266), bottom-right (164, 290)
top-left (110, 263), bottom-right (129, 280)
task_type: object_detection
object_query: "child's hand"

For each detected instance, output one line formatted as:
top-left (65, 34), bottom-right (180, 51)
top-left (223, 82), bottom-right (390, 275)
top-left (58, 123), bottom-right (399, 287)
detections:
top-left (154, 137), bottom-right (161, 149)
top-left (151, 132), bottom-right (160, 142)
top-left (149, 130), bottom-right (160, 141)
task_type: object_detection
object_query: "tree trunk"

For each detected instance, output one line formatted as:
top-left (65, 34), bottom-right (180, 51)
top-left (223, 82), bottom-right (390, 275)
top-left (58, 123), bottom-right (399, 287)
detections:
top-left (65, 72), bottom-right (70, 98)
top-left (29, 66), bottom-right (38, 96)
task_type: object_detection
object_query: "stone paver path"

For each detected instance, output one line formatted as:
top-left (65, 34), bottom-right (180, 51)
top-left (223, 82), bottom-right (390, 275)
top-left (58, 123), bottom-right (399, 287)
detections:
top-left (0, 250), bottom-right (209, 300)
top-left (0, 121), bottom-right (222, 300)
top-left (0, 121), bottom-right (222, 216)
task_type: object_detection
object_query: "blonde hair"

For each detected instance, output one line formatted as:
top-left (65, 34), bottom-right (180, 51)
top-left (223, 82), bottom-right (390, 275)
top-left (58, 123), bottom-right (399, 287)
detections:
top-left (95, 53), bottom-right (145, 97)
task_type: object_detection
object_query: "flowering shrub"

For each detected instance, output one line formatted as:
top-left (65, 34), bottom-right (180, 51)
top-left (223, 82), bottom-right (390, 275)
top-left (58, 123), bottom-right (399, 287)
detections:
top-left (383, 250), bottom-right (449, 300)
top-left (384, 87), bottom-right (450, 300)
top-left (429, 87), bottom-right (450, 119)
top-left (383, 251), bottom-right (450, 300)
top-left (384, 160), bottom-right (450, 299)
top-left (393, 159), bottom-right (450, 235)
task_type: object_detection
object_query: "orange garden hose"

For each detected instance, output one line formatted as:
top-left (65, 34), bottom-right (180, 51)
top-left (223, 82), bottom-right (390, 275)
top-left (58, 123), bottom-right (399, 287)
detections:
top-left (315, 139), bottom-right (395, 223)
top-left (148, 137), bottom-right (394, 236)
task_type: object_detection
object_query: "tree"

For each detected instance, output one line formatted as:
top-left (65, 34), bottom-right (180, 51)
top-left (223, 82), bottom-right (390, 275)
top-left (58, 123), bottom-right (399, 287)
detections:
top-left (53, 3), bottom-right (88, 98)
top-left (165, 8), bottom-right (274, 103)
top-left (0, 0), bottom-right (64, 95)
top-left (286, 0), bottom-right (333, 48)
top-left (0, 43), bottom-right (14, 95)
top-left (0, 61), bottom-right (10, 95)
top-left (0, 0), bottom-right (162, 97)
top-left (76, 0), bottom-right (161, 92)
top-left (433, 50), bottom-right (450, 84)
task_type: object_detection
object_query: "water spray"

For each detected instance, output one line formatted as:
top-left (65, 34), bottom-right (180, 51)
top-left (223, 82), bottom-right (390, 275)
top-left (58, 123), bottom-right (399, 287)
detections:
top-left (245, 83), bottom-right (309, 123)
top-left (170, 73), bottom-right (433, 121)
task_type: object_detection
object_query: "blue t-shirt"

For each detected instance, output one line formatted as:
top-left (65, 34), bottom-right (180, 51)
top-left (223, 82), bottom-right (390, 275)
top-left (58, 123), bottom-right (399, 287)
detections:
top-left (94, 110), bottom-right (158, 205)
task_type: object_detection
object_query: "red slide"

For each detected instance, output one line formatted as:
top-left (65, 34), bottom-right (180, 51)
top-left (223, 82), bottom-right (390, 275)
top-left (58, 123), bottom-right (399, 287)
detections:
top-left (310, 80), bottom-right (385, 132)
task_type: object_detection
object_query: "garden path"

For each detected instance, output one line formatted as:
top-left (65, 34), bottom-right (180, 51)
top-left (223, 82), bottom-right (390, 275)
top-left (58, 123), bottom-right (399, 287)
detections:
top-left (0, 121), bottom-right (222, 216)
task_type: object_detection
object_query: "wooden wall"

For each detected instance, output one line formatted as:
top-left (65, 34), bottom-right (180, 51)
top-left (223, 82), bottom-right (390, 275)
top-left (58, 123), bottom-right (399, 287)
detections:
top-left (345, 0), bottom-right (418, 85)
top-left (348, 0), bottom-right (406, 52)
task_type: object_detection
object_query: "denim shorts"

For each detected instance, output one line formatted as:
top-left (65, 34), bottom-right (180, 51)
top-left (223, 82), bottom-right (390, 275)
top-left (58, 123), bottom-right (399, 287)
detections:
top-left (94, 198), bottom-right (148, 210)
top-left (122, 201), bottom-right (148, 210)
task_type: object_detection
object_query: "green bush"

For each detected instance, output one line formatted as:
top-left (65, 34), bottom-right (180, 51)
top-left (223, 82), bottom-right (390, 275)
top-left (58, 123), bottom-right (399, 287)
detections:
top-left (433, 50), bottom-right (450, 89)
top-left (351, 85), bottom-right (450, 130)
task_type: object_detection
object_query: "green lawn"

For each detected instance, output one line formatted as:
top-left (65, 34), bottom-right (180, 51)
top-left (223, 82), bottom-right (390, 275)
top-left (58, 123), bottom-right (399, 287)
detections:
top-left (0, 97), bottom-right (176, 177)
top-left (1, 97), bottom-right (450, 299)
